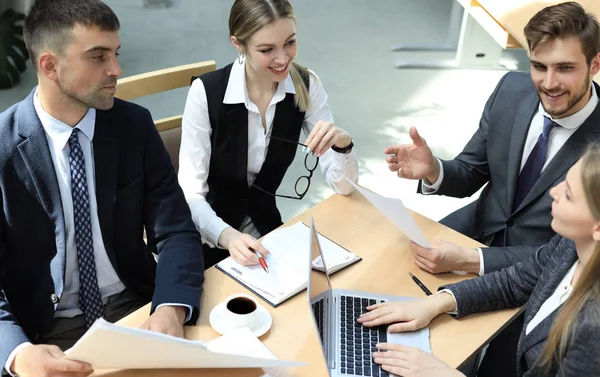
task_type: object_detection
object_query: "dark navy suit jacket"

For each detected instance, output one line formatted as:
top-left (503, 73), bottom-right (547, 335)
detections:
top-left (0, 90), bottom-right (205, 369)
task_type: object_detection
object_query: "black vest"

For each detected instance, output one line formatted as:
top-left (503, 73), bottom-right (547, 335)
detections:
top-left (200, 63), bottom-right (309, 236)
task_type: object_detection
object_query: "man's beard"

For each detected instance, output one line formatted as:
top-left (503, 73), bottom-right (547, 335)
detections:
top-left (57, 80), bottom-right (115, 111)
top-left (539, 74), bottom-right (591, 118)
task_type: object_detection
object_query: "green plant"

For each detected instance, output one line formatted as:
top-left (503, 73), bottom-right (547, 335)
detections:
top-left (0, 9), bottom-right (29, 89)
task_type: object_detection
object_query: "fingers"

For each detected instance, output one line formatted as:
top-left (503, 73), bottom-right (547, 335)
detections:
top-left (304, 120), bottom-right (326, 153)
top-left (230, 236), bottom-right (261, 266)
top-left (383, 145), bottom-right (400, 155)
top-left (51, 358), bottom-right (93, 374)
top-left (305, 121), bottom-right (338, 156)
top-left (376, 343), bottom-right (411, 352)
top-left (388, 321), bottom-right (419, 333)
top-left (409, 127), bottom-right (426, 147)
top-left (414, 257), bottom-right (435, 274)
top-left (357, 308), bottom-right (399, 327)
top-left (43, 344), bottom-right (65, 359)
top-left (313, 127), bottom-right (336, 156)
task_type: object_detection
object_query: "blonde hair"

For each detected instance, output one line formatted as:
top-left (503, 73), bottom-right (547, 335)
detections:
top-left (537, 144), bottom-right (600, 370)
top-left (229, 0), bottom-right (313, 112)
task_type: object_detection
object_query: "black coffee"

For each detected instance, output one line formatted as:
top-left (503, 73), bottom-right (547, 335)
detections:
top-left (226, 297), bottom-right (257, 315)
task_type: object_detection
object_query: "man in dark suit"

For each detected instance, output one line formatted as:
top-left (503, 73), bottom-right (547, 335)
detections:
top-left (0, 1), bottom-right (205, 376)
top-left (385, 3), bottom-right (600, 249)
top-left (384, 3), bottom-right (600, 377)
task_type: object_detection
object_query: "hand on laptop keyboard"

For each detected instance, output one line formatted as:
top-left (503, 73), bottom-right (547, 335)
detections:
top-left (356, 297), bottom-right (444, 333)
top-left (372, 343), bottom-right (461, 377)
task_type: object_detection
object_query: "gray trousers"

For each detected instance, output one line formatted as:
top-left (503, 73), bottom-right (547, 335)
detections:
top-left (39, 289), bottom-right (147, 351)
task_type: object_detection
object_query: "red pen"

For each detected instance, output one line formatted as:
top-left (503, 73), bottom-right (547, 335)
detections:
top-left (251, 248), bottom-right (269, 274)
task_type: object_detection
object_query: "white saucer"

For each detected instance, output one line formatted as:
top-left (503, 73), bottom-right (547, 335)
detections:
top-left (209, 302), bottom-right (272, 337)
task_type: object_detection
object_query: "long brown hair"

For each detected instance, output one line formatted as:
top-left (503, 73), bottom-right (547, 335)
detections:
top-left (537, 145), bottom-right (600, 369)
top-left (524, 2), bottom-right (600, 65)
top-left (229, 0), bottom-right (313, 112)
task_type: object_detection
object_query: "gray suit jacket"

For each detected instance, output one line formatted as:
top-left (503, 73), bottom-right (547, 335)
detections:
top-left (424, 72), bottom-right (600, 247)
top-left (444, 235), bottom-right (600, 377)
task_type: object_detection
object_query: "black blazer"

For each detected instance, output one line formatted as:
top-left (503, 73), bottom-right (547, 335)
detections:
top-left (444, 235), bottom-right (600, 376)
top-left (0, 90), bottom-right (205, 369)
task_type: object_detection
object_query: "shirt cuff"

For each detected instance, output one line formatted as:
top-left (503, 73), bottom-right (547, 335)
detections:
top-left (155, 303), bottom-right (193, 324)
top-left (5, 342), bottom-right (32, 376)
top-left (204, 217), bottom-right (230, 248)
top-left (420, 158), bottom-right (444, 194)
top-left (436, 289), bottom-right (458, 315)
top-left (477, 247), bottom-right (485, 276)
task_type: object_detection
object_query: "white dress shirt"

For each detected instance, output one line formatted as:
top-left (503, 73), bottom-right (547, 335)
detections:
top-left (33, 90), bottom-right (126, 317)
top-left (178, 59), bottom-right (359, 247)
top-left (424, 85), bottom-right (598, 274)
top-left (526, 261), bottom-right (578, 335)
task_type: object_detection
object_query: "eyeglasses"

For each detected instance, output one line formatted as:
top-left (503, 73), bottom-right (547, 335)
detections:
top-left (251, 136), bottom-right (319, 200)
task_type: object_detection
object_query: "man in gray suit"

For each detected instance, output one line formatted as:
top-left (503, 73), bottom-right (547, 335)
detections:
top-left (385, 3), bottom-right (600, 376)
top-left (385, 3), bottom-right (600, 250)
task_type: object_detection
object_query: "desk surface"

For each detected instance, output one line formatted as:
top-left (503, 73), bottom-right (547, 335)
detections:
top-left (93, 191), bottom-right (520, 377)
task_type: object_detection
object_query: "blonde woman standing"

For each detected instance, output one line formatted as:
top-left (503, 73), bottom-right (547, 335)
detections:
top-left (358, 146), bottom-right (600, 376)
top-left (178, 0), bottom-right (358, 268)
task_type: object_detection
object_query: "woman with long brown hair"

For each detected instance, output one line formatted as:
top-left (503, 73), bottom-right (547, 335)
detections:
top-left (178, 0), bottom-right (358, 269)
top-left (358, 146), bottom-right (600, 376)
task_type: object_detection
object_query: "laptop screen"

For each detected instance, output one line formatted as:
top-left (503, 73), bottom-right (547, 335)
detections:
top-left (307, 217), bottom-right (334, 367)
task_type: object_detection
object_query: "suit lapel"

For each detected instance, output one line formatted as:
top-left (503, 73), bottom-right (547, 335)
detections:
top-left (507, 91), bottom-right (539, 211)
top-left (93, 109), bottom-right (119, 264)
top-left (16, 90), bottom-right (67, 293)
top-left (517, 244), bottom-right (578, 364)
top-left (514, 85), bottom-right (600, 213)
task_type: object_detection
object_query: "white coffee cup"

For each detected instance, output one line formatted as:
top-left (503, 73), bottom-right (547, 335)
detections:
top-left (220, 294), bottom-right (261, 330)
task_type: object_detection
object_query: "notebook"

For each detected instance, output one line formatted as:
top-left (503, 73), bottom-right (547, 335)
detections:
top-left (216, 221), bottom-right (362, 307)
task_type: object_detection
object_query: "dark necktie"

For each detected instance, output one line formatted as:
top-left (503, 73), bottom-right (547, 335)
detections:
top-left (514, 116), bottom-right (557, 209)
top-left (69, 129), bottom-right (105, 327)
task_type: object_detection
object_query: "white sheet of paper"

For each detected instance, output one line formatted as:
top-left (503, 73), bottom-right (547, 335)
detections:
top-left (64, 319), bottom-right (305, 369)
top-left (347, 179), bottom-right (430, 248)
top-left (261, 222), bottom-right (357, 271)
top-left (205, 327), bottom-right (277, 360)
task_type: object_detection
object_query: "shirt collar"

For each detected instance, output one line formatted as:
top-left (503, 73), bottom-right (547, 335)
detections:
top-left (223, 57), bottom-right (296, 106)
top-left (33, 88), bottom-right (96, 149)
top-left (540, 84), bottom-right (599, 130)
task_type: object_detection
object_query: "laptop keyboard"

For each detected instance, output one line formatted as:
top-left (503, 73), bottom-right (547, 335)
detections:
top-left (340, 295), bottom-right (388, 377)
top-left (313, 298), bottom-right (325, 342)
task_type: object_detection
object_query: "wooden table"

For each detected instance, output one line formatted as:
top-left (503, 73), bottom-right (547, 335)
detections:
top-left (93, 191), bottom-right (520, 376)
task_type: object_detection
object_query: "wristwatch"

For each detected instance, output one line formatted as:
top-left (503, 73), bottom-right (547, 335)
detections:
top-left (332, 139), bottom-right (354, 154)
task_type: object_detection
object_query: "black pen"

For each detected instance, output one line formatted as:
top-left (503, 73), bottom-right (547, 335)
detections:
top-left (409, 272), bottom-right (432, 296)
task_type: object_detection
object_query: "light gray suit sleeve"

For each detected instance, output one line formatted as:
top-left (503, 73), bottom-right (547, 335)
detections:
top-left (441, 235), bottom-right (563, 318)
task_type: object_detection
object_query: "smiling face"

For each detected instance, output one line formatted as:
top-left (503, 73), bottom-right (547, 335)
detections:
top-left (47, 23), bottom-right (123, 110)
top-left (530, 36), bottom-right (600, 119)
top-left (235, 17), bottom-right (297, 83)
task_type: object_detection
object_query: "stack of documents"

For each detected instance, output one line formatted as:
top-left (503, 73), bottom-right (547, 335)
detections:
top-left (216, 222), bottom-right (361, 307)
top-left (64, 319), bottom-right (305, 369)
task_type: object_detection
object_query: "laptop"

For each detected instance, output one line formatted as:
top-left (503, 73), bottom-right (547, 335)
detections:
top-left (307, 217), bottom-right (431, 377)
